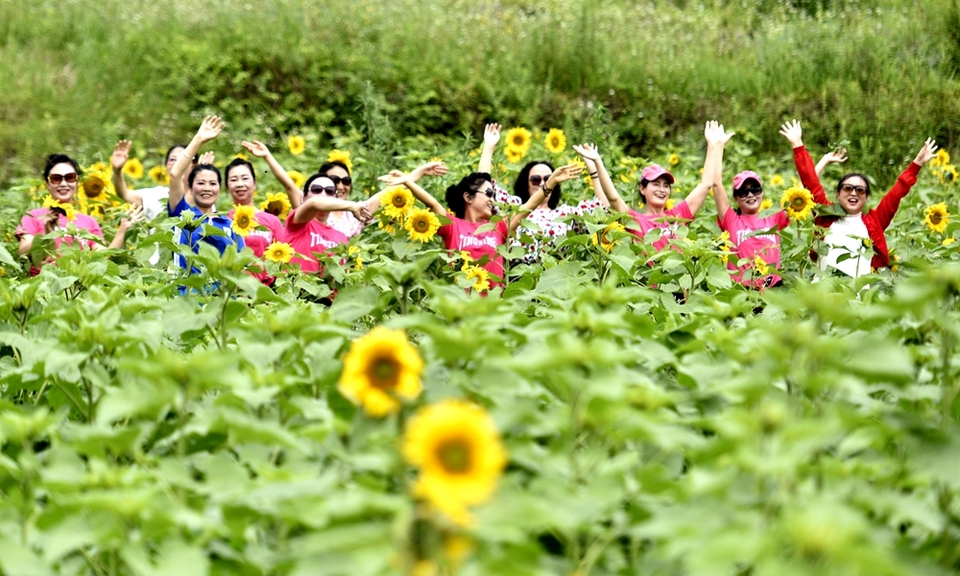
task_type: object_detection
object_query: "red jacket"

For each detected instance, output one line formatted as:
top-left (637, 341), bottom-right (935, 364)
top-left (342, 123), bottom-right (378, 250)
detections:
top-left (793, 145), bottom-right (921, 270)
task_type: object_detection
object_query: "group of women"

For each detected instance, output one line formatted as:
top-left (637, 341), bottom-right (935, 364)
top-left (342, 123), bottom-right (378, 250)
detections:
top-left (15, 115), bottom-right (940, 292)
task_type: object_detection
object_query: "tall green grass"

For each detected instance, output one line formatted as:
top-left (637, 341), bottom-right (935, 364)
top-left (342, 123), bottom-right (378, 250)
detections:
top-left (0, 0), bottom-right (957, 184)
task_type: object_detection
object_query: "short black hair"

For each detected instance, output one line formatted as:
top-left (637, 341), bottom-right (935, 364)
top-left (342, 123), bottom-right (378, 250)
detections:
top-left (445, 172), bottom-right (493, 218)
top-left (225, 158), bottom-right (257, 184)
top-left (318, 161), bottom-right (350, 176)
top-left (188, 164), bottom-right (221, 188)
top-left (43, 154), bottom-right (81, 181)
top-left (165, 144), bottom-right (188, 165)
top-left (514, 161), bottom-right (561, 209)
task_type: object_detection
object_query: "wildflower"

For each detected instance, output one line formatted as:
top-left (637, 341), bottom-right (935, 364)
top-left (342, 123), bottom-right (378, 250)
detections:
top-left (770, 174), bottom-right (785, 186)
top-left (231, 205), bottom-right (257, 237)
top-left (504, 127), bottom-right (532, 152)
top-left (338, 327), bottom-right (424, 418)
top-left (402, 399), bottom-right (507, 526)
top-left (149, 165), bottom-right (169, 185)
top-left (666, 198), bottom-right (675, 210)
top-left (592, 221), bottom-right (626, 253)
top-left (463, 265), bottom-right (490, 292)
top-left (544, 128), bottom-right (566, 154)
top-left (924, 202), bottom-right (950, 233)
top-left (327, 149), bottom-right (352, 171)
top-left (259, 192), bottom-right (292, 220)
top-left (288, 135), bottom-right (305, 156)
top-left (668, 153), bottom-right (680, 166)
top-left (122, 158), bottom-right (144, 180)
top-left (405, 208), bottom-right (441, 243)
top-left (760, 198), bottom-right (773, 211)
top-left (754, 256), bottom-right (769, 277)
top-left (504, 145), bottom-right (525, 164)
top-left (382, 186), bottom-right (415, 219)
top-left (287, 170), bottom-right (306, 189)
top-left (264, 241), bottom-right (294, 263)
top-left (780, 186), bottom-right (815, 220)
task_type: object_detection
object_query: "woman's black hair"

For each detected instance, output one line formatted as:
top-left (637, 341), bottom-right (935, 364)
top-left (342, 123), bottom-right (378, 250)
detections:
top-left (514, 161), bottom-right (561, 209)
top-left (302, 172), bottom-right (335, 194)
top-left (43, 154), bottom-right (81, 181)
top-left (188, 164), bottom-right (222, 188)
top-left (318, 161), bottom-right (350, 176)
top-left (225, 158), bottom-right (257, 184)
top-left (837, 173), bottom-right (872, 196)
top-left (445, 172), bottom-right (493, 218)
top-left (165, 144), bottom-right (189, 165)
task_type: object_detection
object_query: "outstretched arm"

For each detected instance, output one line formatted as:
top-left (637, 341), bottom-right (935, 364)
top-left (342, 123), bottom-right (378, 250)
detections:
top-left (708, 122), bottom-right (735, 220)
top-left (685, 120), bottom-right (732, 216)
top-left (94, 205), bottom-right (145, 250)
top-left (241, 140), bottom-right (303, 208)
top-left (510, 163), bottom-right (582, 232)
top-left (478, 123), bottom-right (501, 174)
top-left (292, 195), bottom-right (369, 225)
top-left (580, 147), bottom-right (610, 208)
top-left (574, 144), bottom-right (626, 212)
top-left (169, 116), bottom-right (224, 210)
top-left (815, 147), bottom-right (847, 178)
top-left (110, 140), bottom-right (144, 206)
top-left (780, 119), bottom-right (830, 205)
top-left (379, 170), bottom-right (448, 217)
top-left (873, 138), bottom-right (938, 231)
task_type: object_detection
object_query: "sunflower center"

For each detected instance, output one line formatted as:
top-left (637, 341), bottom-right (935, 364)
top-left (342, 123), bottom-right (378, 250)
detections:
top-left (86, 181), bottom-right (104, 197)
top-left (368, 356), bottom-right (399, 390)
top-left (267, 201), bottom-right (282, 214)
top-left (436, 438), bottom-right (472, 474)
top-left (512, 136), bottom-right (523, 146)
top-left (791, 197), bottom-right (805, 210)
top-left (238, 215), bottom-right (250, 227)
top-left (392, 196), bottom-right (406, 208)
top-left (414, 218), bottom-right (430, 232)
top-left (932, 212), bottom-right (943, 225)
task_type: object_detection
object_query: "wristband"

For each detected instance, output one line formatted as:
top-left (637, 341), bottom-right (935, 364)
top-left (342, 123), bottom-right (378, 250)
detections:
top-left (589, 171), bottom-right (599, 177)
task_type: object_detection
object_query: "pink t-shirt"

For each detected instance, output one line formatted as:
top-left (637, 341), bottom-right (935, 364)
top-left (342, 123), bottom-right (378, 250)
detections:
top-left (228, 209), bottom-right (285, 257)
top-left (285, 209), bottom-right (349, 273)
top-left (627, 201), bottom-right (694, 251)
top-left (718, 209), bottom-right (790, 287)
top-left (437, 216), bottom-right (509, 284)
top-left (17, 208), bottom-right (104, 275)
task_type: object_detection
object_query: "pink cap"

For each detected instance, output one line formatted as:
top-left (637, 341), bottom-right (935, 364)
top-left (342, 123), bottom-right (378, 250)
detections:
top-left (641, 164), bottom-right (675, 184)
top-left (733, 170), bottom-right (762, 191)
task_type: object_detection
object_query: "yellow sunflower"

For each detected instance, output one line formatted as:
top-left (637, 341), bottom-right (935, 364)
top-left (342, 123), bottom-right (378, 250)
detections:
top-left (231, 204), bottom-right (258, 237)
top-left (943, 237), bottom-right (956, 247)
top-left (717, 231), bottom-right (733, 265)
top-left (668, 153), bottom-right (680, 167)
top-left (924, 202), bottom-right (950, 234)
top-left (463, 265), bottom-right (490, 293)
top-left (931, 149), bottom-right (951, 169)
top-left (149, 165), bottom-right (169, 185)
top-left (378, 219), bottom-right (397, 234)
top-left (402, 399), bottom-right (507, 527)
top-left (780, 186), bottom-right (815, 220)
top-left (338, 327), bottom-right (424, 418)
top-left (760, 198), bottom-right (773, 211)
top-left (288, 170), bottom-right (306, 189)
top-left (41, 196), bottom-right (77, 221)
top-left (544, 128), bottom-right (566, 155)
top-left (348, 245), bottom-right (364, 270)
top-left (504, 145), bottom-right (525, 164)
top-left (288, 135), bottom-right (306, 156)
top-left (459, 250), bottom-right (475, 271)
top-left (940, 165), bottom-right (958, 185)
top-left (122, 158), bottom-right (144, 180)
top-left (82, 173), bottom-right (108, 199)
top-left (259, 192), bottom-right (292, 220)
top-left (88, 161), bottom-right (110, 175)
top-left (405, 207), bottom-right (441, 242)
top-left (504, 127), bottom-right (532, 152)
top-left (754, 256), bottom-right (769, 277)
top-left (327, 149), bottom-right (353, 171)
top-left (264, 241), bottom-right (295, 263)
top-left (592, 221), bottom-right (626, 253)
top-left (382, 186), bottom-right (415, 219)
top-left (770, 174), bottom-right (785, 187)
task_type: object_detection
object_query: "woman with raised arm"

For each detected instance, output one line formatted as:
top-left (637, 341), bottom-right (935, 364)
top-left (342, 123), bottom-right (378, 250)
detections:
top-left (167, 116), bottom-right (245, 270)
top-left (380, 163), bottom-right (581, 287)
top-left (17, 154), bottom-right (142, 273)
top-left (478, 123), bottom-right (606, 264)
top-left (781, 119), bottom-right (938, 277)
top-left (111, 141), bottom-right (218, 219)
top-left (574, 121), bottom-right (722, 252)
top-left (284, 174), bottom-right (370, 273)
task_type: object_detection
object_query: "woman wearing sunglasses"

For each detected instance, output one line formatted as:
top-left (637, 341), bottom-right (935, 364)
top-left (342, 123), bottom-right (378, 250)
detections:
top-left (17, 154), bottom-right (141, 272)
top-left (781, 119), bottom-right (938, 278)
top-left (380, 163), bottom-right (581, 287)
top-left (284, 174), bottom-right (371, 273)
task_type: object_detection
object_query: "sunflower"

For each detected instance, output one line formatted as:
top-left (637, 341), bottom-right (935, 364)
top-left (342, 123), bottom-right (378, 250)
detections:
top-left (378, 219), bottom-right (397, 234)
top-left (82, 173), bottom-right (108, 199)
top-left (504, 127), bottom-right (532, 152)
top-left (943, 237), bottom-right (957, 247)
top-left (402, 399), bottom-right (507, 527)
top-left (770, 174), bottom-right (785, 187)
top-left (264, 241), bottom-right (294, 263)
top-left (405, 208), bottom-right (441, 242)
top-left (592, 221), bottom-right (626, 253)
top-left (924, 202), bottom-right (950, 233)
top-left (382, 186), bottom-right (415, 219)
top-left (327, 149), bottom-right (353, 171)
top-left (544, 128), bottom-right (566, 154)
top-left (231, 204), bottom-right (258, 237)
top-left (338, 327), bottom-right (424, 418)
top-left (459, 250), bottom-right (475, 271)
top-left (668, 153), bottom-right (680, 167)
top-left (348, 245), bottom-right (364, 270)
top-left (259, 192), bottom-right (292, 220)
top-left (123, 158), bottom-right (144, 180)
top-left (41, 196), bottom-right (77, 221)
top-left (717, 231), bottom-right (733, 265)
top-left (463, 265), bottom-right (490, 293)
top-left (931, 149), bottom-right (951, 169)
top-left (940, 165), bottom-right (958, 185)
top-left (288, 170), bottom-right (306, 189)
top-left (780, 186), bottom-right (815, 220)
top-left (504, 146), bottom-right (525, 164)
top-left (233, 152), bottom-right (249, 161)
top-left (89, 161), bottom-right (110, 175)
top-left (288, 135), bottom-right (305, 156)
top-left (754, 256), bottom-right (769, 277)
top-left (149, 165), bottom-right (169, 185)
top-left (760, 198), bottom-right (773, 211)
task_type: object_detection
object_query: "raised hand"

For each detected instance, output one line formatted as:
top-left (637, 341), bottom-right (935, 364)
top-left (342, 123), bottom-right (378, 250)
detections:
top-left (412, 161), bottom-right (448, 180)
top-left (241, 140), bottom-right (271, 158)
top-left (196, 115), bottom-right (225, 143)
top-left (483, 123), bottom-right (502, 148)
top-left (822, 148), bottom-right (848, 165)
top-left (704, 120), bottom-right (734, 146)
top-left (349, 202), bottom-right (372, 222)
top-left (112, 140), bottom-right (131, 172)
top-left (779, 119), bottom-right (803, 148)
top-left (914, 138), bottom-right (939, 165)
top-left (127, 204), bottom-right (146, 225)
top-left (547, 163), bottom-right (583, 187)
top-left (573, 143), bottom-right (602, 163)
top-left (378, 170), bottom-right (409, 187)
top-left (197, 151), bottom-right (215, 166)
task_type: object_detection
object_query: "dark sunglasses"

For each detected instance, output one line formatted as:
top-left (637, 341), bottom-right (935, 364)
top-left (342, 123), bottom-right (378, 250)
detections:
top-left (476, 188), bottom-right (495, 198)
top-left (48, 173), bottom-right (78, 185)
top-left (529, 175), bottom-right (550, 186)
top-left (308, 185), bottom-right (338, 196)
top-left (328, 175), bottom-right (352, 186)
top-left (733, 186), bottom-right (763, 198)
top-left (840, 184), bottom-right (867, 195)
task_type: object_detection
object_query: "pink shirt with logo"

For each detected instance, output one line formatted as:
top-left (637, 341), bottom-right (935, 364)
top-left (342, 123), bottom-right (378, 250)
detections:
top-left (17, 208), bottom-right (104, 275)
top-left (228, 209), bottom-right (285, 257)
top-left (718, 209), bottom-right (790, 287)
top-left (285, 210), bottom-right (349, 273)
top-left (627, 201), bottom-right (694, 251)
top-left (437, 216), bottom-right (509, 284)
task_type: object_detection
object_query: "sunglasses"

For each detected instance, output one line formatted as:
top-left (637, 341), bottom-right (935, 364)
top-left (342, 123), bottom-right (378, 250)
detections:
top-left (529, 175), bottom-right (550, 186)
top-left (476, 188), bottom-right (495, 198)
top-left (308, 185), bottom-right (338, 196)
top-left (733, 186), bottom-right (763, 198)
top-left (327, 175), bottom-right (352, 186)
top-left (840, 184), bottom-right (867, 195)
top-left (48, 173), bottom-right (78, 185)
